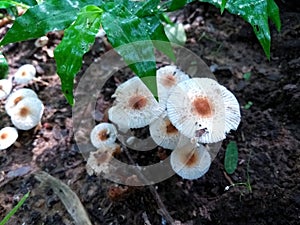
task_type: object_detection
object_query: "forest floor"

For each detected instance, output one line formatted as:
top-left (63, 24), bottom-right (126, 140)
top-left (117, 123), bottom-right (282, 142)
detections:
top-left (0, 2), bottom-right (299, 225)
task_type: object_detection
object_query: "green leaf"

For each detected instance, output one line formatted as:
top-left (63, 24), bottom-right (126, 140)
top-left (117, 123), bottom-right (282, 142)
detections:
top-left (0, 52), bottom-right (9, 79)
top-left (0, 1), bottom-right (18, 18)
top-left (167, 0), bottom-right (189, 11)
top-left (164, 23), bottom-right (187, 46)
top-left (200, 0), bottom-right (281, 59)
top-left (102, 4), bottom-right (157, 97)
top-left (267, 0), bottom-right (281, 32)
top-left (54, 5), bottom-right (102, 105)
top-left (220, 0), bottom-right (227, 14)
top-left (13, 0), bottom-right (38, 6)
top-left (0, 0), bottom-right (103, 46)
top-left (0, 192), bottom-right (30, 225)
top-left (224, 141), bottom-right (238, 174)
top-left (243, 71), bottom-right (251, 81)
top-left (142, 16), bottom-right (176, 62)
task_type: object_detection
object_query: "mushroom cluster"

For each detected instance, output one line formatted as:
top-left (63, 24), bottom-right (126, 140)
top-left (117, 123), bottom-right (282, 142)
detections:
top-left (153, 65), bottom-right (241, 180)
top-left (88, 65), bottom-right (240, 181)
top-left (0, 63), bottom-right (44, 151)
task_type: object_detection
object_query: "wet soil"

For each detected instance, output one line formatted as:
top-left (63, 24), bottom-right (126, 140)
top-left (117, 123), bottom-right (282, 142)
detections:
top-left (0, 2), bottom-right (299, 225)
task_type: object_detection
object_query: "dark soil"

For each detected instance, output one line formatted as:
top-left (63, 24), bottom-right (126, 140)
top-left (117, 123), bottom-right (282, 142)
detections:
top-left (0, 2), bottom-right (299, 225)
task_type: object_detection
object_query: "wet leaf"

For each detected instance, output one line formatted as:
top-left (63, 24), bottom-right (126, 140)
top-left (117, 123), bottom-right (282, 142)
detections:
top-left (54, 5), bottom-right (102, 105)
top-left (102, 3), bottom-right (157, 96)
top-left (224, 141), bottom-right (238, 174)
top-left (13, 0), bottom-right (38, 6)
top-left (200, 0), bottom-right (281, 59)
top-left (0, 0), bottom-right (102, 46)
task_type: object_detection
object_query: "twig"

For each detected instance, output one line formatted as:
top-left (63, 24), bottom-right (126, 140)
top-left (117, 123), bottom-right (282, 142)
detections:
top-left (122, 145), bottom-right (174, 224)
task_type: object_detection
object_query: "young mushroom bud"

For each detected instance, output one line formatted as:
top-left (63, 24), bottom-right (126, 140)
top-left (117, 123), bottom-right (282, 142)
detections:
top-left (156, 65), bottom-right (189, 109)
top-left (108, 77), bottom-right (163, 131)
top-left (14, 64), bottom-right (36, 84)
top-left (170, 141), bottom-right (211, 180)
top-left (90, 122), bottom-right (118, 148)
top-left (5, 88), bottom-right (38, 116)
top-left (167, 77), bottom-right (241, 143)
top-left (10, 97), bottom-right (44, 130)
top-left (0, 79), bottom-right (12, 100)
top-left (0, 127), bottom-right (18, 150)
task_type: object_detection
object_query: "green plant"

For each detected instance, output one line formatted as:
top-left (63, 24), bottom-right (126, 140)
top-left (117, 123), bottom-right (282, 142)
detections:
top-left (0, 52), bottom-right (8, 79)
top-left (224, 140), bottom-right (238, 174)
top-left (0, 191), bottom-right (30, 225)
top-left (0, 0), bottom-right (281, 104)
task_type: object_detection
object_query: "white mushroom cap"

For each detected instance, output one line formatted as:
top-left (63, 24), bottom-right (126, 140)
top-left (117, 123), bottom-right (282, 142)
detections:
top-left (90, 122), bottom-right (118, 148)
top-left (156, 65), bottom-right (189, 109)
top-left (5, 88), bottom-right (38, 116)
top-left (149, 114), bottom-right (189, 150)
top-left (170, 141), bottom-right (211, 180)
top-left (108, 76), bottom-right (163, 130)
top-left (167, 77), bottom-right (241, 143)
top-left (10, 97), bottom-right (44, 130)
top-left (0, 79), bottom-right (12, 99)
top-left (0, 127), bottom-right (18, 150)
top-left (34, 36), bottom-right (49, 48)
top-left (14, 64), bottom-right (36, 84)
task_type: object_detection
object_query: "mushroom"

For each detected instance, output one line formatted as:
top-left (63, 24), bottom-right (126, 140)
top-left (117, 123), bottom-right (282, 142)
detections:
top-left (167, 77), bottom-right (240, 143)
top-left (0, 127), bottom-right (18, 150)
top-left (170, 141), bottom-right (211, 180)
top-left (86, 143), bottom-right (121, 176)
top-left (34, 36), bottom-right (49, 48)
top-left (90, 122), bottom-right (118, 148)
top-left (0, 79), bottom-right (12, 100)
top-left (156, 65), bottom-right (189, 109)
top-left (149, 113), bottom-right (189, 150)
top-left (108, 76), bottom-right (163, 131)
top-left (10, 97), bottom-right (44, 130)
top-left (14, 64), bottom-right (36, 84)
top-left (5, 88), bottom-right (38, 116)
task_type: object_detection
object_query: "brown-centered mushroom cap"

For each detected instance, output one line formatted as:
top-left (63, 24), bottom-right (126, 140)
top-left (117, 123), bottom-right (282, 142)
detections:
top-left (167, 77), bottom-right (240, 143)
top-left (108, 76), bottom-right (163, 131)
top-left (156, 65), bottom-right (189, 109)
top-left (149, 113), bottom-right (189, 150)
top-left (14, 64), bottom-right (36, 84)
top-left (90, 122), bottom-right (118, 148)
top-left (10, 97), bottom-right (44, 130)
top-left (0, 127), bottom-right (18, 150)
top-left (170, 141), bottom-right (211, 180)
top-left (5, 88), bottom-right (38, 116)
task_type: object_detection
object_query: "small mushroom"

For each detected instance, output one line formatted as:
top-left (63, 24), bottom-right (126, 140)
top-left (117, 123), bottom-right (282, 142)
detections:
top-left (167, 77), bottom-right (240, 143)
top-left (5, 88), bottom-right (38, 116)
top-left (10, 97), bottom-right (44, 130)
top-left (86, 143), bottom-right (120, 176)
top-left (156, 65), bottom-right (189, 109)
top-left (108, 77), bottom-right (163, 131)
top-left (170, 141), bottom-right (211, 180)
top-left (149, 114), bottom-right (189, 150)
top-left (0, 79), bottom-right (12, 99)
top-left (14, 64), bottom-right (36, 84)
top-left (34, 36), bottom-right (49, 48)
top-left (0, 127), bottom-right (18, 150)
top-left (90, 122), bottom-right (118, 148)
